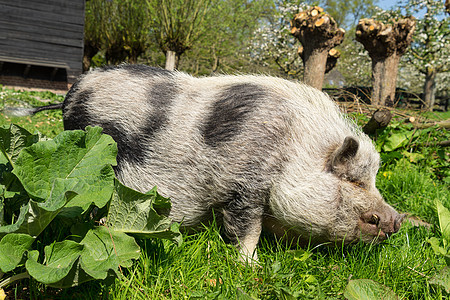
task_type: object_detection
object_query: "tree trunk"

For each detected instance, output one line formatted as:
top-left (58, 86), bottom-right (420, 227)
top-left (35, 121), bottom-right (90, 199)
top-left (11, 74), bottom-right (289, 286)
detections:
top-left (83, 42), bottom-right (98, 72)
top-left (303, 48), bottom-right (328, 89)
top-left (355, 17), bottom-right (416, 107)
top-left (298, 47), bottom-right (340, 75)
top-left (165, 50), bottom-right (180, 71)
top-left (291, 7), bottom-right (345, 90)
top-left (423, 67), bottom-right (437, 111)
top-left (128, 52), bottom-right (139, 64)
top-left (371, 55), bottom-right (400, 107)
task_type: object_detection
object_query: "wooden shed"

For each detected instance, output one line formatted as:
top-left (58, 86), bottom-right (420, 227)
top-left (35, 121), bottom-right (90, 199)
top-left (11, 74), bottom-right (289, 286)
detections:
top-left (0, 0), bottom-right (85, 89)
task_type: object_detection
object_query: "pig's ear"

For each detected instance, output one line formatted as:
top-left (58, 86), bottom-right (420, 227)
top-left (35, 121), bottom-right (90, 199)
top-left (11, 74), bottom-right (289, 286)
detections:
top-left (329, 136), bottom-right (359, 174)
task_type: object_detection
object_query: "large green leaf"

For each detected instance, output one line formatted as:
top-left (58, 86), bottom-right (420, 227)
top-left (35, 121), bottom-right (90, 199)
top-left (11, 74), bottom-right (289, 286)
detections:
top-left (79, 226), bottom-right (140, 279)
top-left (26, 240), bottom-right (84, 285)
top-left (436, 201), bottom-right (450, 245)
top-left (0, 233), bottom-right (34, 272)
top-left (24, 226), bottom-right (139, 288)
top-left (24, 226), bottom-right (137, 288)
top-left (0, 179), bottom-right (78, 238)
top-left (107, 180), bottom-right (182, 245)
top-left (0, 124), bottom-right (38, 224)
top-left (428, 237), bottom-right (448, 257)
top-left (0, 124), bottom-right (39, 166)
top-left (382, 131), bottom-right (415, 152)
top-left (0, 124), bottom-right (177, 288)
top-left (344, 279), bottom-right (398, 300)
top-left (0, 205), bottom-right (30, 237)
top-left (42, 259), bottom-right (116, 289)
top-left (430, 267), bottom-right (450, 293)
top-left (12, 126), bottom-right (117, 211)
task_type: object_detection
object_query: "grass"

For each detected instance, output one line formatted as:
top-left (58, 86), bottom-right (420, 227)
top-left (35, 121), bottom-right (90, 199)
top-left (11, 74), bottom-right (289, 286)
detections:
top-left (0, 86), bottom-right (64, 137)
top-left (1, 86), bottom-right (449, 299)
top-left (96, 219), bottom-right (444, 299)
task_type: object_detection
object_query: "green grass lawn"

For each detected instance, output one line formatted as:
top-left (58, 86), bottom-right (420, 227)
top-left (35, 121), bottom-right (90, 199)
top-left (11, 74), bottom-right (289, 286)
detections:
top-left (1, 86), bottom-right (449, 299)
top-left (0, 87), bottom-right (64, 138)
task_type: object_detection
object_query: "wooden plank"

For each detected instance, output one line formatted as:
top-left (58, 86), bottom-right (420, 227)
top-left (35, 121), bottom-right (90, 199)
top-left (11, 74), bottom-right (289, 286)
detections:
top-left (0, 39), bottom-right (83, 58)
top-left (0, 53), bottom-right (81, 70)
top-left (0, 20), bottom-right (82, 41)
top-left (0, 0), bottom-right (83, 10)
top-left (0, 0), bottom-right (84, 12)
top-left (2, 2), bottom-right (84, 18)
top-left (0, 46), bottom-right (83, 68)
top-left (0, 4), bottom-right (84, 25)
top-left (0, 13), bottom-right (84, 33)
top-left (0, 40), bottom-right (82, 58)
top-left (0, 24), bottom-right (83, 48)
top-left (0, 55), bottom-right (68, 68)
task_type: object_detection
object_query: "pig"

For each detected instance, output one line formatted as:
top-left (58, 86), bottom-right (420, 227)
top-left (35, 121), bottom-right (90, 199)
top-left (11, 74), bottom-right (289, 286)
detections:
top-left (22, 64), bottom-right (403, 261)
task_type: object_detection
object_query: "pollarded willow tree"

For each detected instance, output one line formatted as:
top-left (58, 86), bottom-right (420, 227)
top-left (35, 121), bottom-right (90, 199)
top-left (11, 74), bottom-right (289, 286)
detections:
top-left (249, 0), bottom-right (379, 81)
top-left (84, 0), bottom-right (152, 70)
top-left (401, 0), bottom-right (450, 110)
top-left (355, 17), bottom-right (416, 107)
top-left (373, 0), bottom-right (449, 110)
top-left (151, 0), bottom-right (211, 70)
top-left (291, 6), bottom-right (346, 90)
top-left (178, 0), bottom-right (274, 75)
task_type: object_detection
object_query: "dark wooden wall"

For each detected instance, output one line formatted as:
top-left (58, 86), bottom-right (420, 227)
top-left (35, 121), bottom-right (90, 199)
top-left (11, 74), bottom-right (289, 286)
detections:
top-left (0, 0), bottom-right (85, 83)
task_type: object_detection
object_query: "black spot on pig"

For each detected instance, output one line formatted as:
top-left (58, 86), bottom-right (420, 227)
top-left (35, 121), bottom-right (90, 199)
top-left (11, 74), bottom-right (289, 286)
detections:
top-left (202, 83), bottom-right (266, 147)
top-left (124, 64), bottom-right (173, 77)
top-left (142, 81), bottom-right (178, 141)
top-left (110, 80), bottom-right (179, 166)
top-left (97, 123), bottom-right (145, 168)
top-left (99, 64), bottom-right (172, 77)
top-left (63, 84), bottom-right (94, 131)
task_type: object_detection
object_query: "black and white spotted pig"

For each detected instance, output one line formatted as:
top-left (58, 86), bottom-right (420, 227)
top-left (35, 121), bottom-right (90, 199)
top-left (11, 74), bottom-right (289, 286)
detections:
top-left (35, 65), bottom-right (404, 261)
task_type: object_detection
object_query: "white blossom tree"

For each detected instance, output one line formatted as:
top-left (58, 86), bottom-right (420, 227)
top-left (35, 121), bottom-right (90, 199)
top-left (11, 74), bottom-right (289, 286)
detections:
top-left (250, 1), bottom-right (307, 77)
top-left (374, 0), bottom-right (450, 110)
top-left (405, 0), bottom-right (450, 110)
top-left (337, 36), bottom-right (372, 86)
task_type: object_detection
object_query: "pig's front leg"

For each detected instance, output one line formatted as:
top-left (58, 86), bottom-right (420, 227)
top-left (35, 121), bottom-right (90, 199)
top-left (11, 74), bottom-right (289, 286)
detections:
top-left (222, 196), bottom-right (264, 264)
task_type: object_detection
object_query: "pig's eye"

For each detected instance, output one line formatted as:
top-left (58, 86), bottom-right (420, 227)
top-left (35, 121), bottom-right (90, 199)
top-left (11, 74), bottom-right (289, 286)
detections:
top-left (352, 181), bottom-right (366, 189)
top-left (368, 214), bottom-right (380, 226)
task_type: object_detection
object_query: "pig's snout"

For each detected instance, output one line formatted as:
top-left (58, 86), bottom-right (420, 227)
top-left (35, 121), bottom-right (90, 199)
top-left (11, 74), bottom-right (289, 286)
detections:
top-left (393, 213), bottom-right (406, 232)
top-left (359, 210), bottom-right (405, 241)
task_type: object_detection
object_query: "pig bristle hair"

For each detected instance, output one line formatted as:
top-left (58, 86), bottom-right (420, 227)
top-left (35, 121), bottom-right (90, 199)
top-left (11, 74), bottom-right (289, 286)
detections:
top-left (3, 107), bottom-right (38, 117)
top-left (3, 103), bottom-right (63, 117)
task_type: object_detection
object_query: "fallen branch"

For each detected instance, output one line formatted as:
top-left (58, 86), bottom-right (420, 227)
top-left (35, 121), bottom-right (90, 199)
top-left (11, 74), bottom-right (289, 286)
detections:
top-left (425, 140), bottom-right (450, 147)
top-left (413, 119), bottom-right (450, 129)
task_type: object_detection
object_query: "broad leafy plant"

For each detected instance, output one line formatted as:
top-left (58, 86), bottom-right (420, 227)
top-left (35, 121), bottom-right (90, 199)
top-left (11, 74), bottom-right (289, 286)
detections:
top-left (373, 121), bottom-right (449, 184)
top-left (428, 201), bottom-right (450, 293)
top-left (0, 124), bottom-right (181, 289)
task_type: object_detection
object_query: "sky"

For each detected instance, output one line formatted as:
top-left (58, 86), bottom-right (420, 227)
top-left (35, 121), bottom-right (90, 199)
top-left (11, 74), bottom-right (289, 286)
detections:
top-left (377, 0), bottom-right (401, 10)
top-left (377, 0), bottom-right (429, 17)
